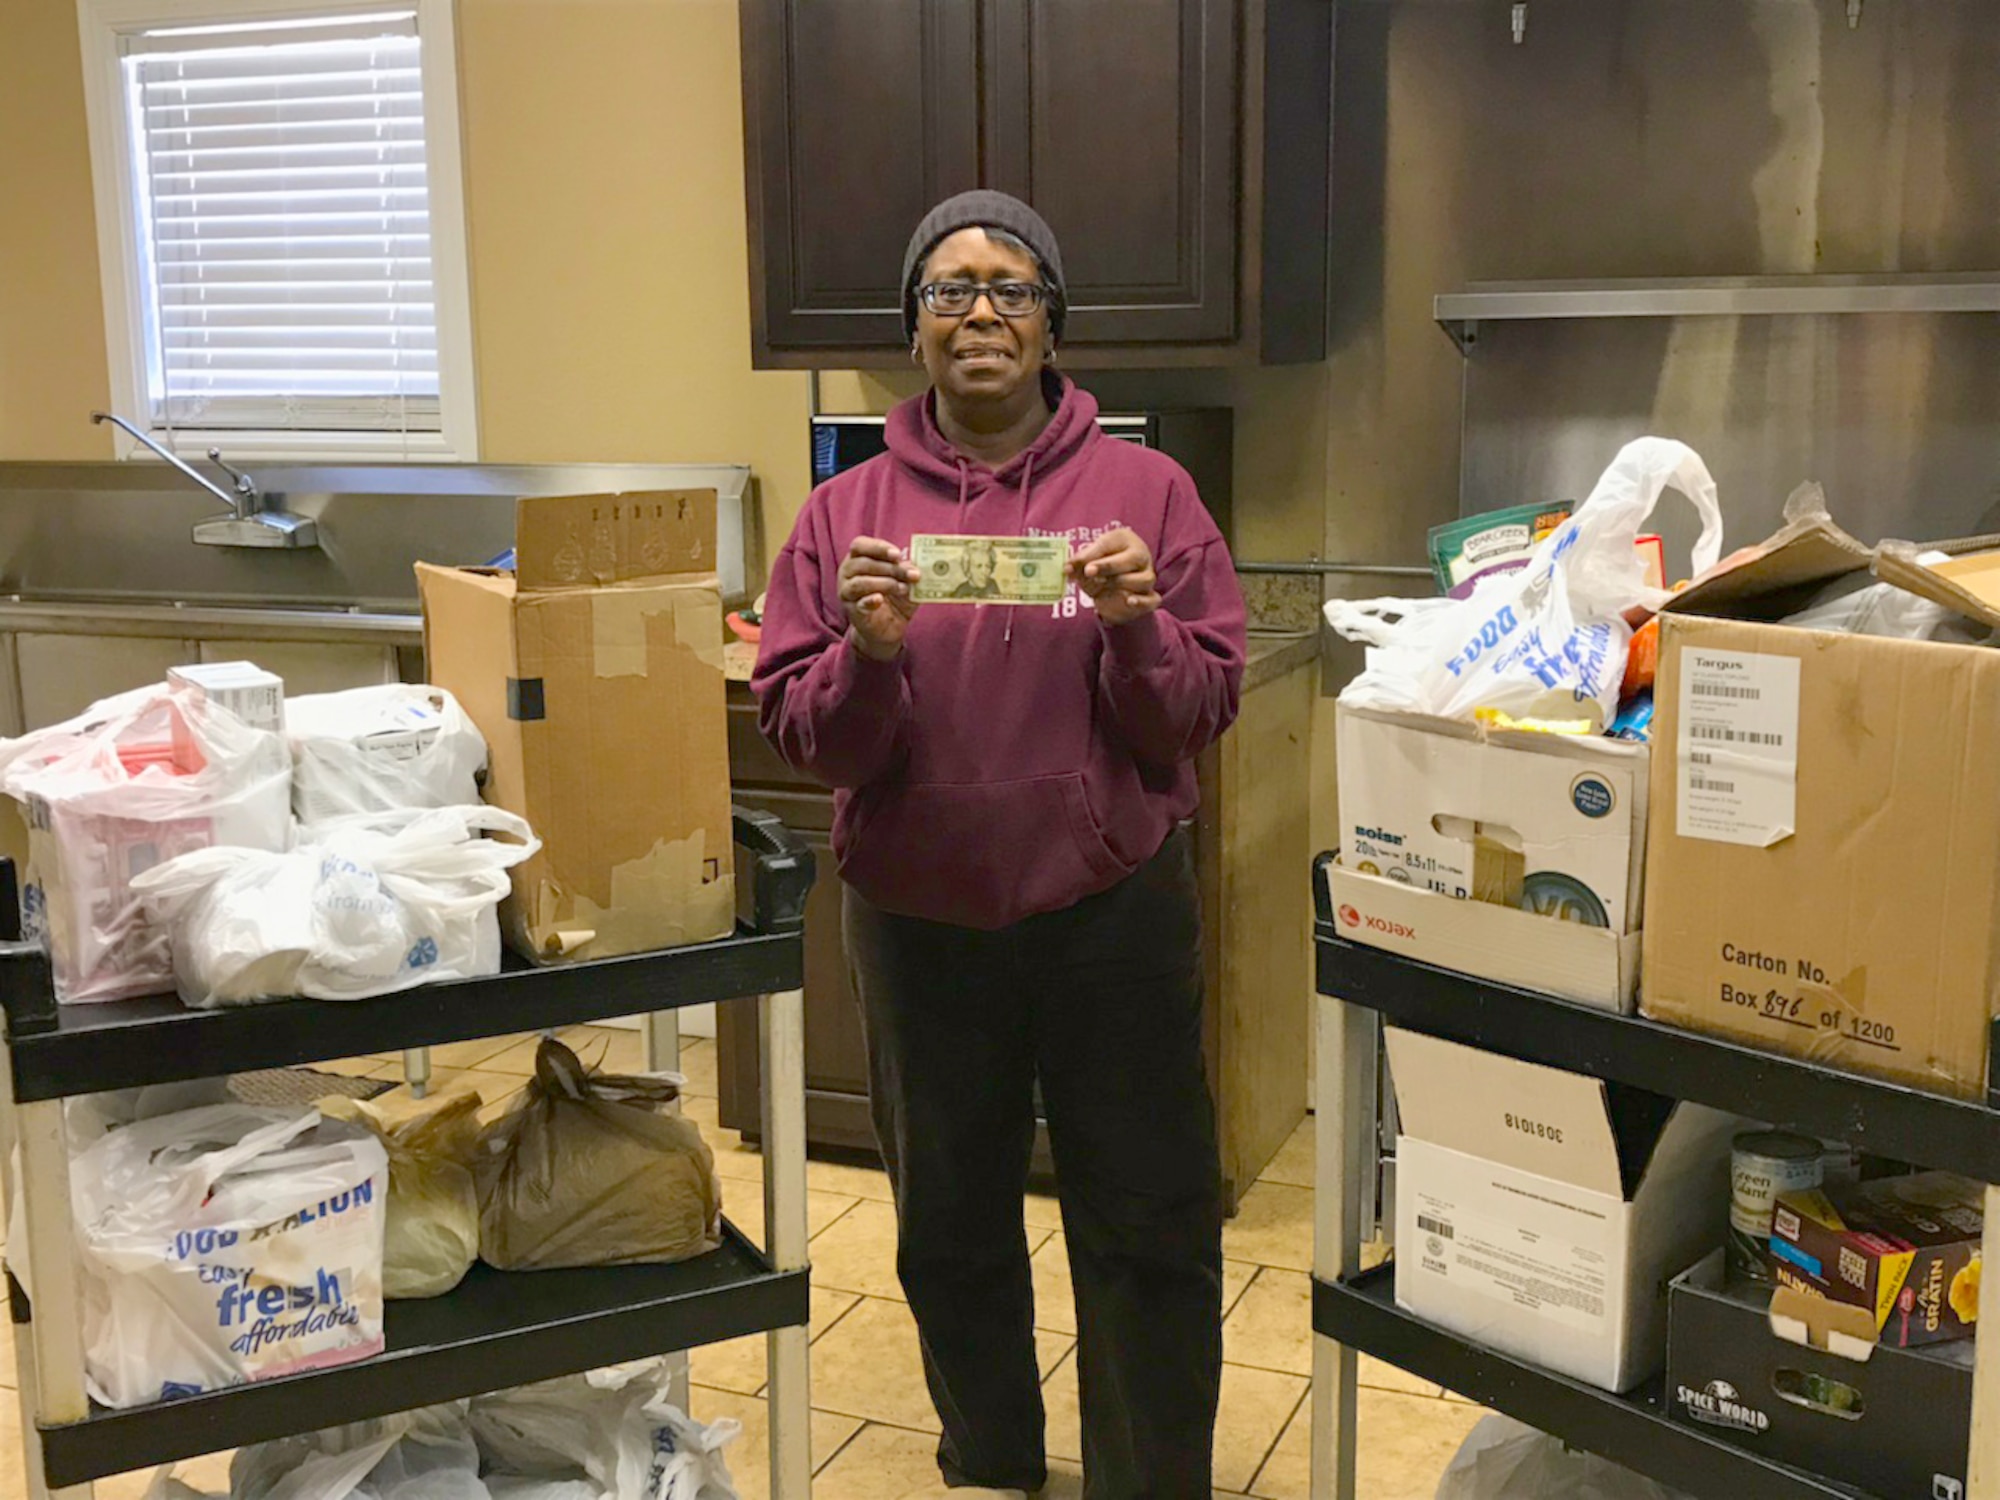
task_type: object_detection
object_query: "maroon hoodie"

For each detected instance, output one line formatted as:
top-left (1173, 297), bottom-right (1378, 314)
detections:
top-left (753, 378), bottom-right (1246, 929)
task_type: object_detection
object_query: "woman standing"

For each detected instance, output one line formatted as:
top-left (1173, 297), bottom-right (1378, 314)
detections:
top-left (753, 191), bottom-right (1245, 1499)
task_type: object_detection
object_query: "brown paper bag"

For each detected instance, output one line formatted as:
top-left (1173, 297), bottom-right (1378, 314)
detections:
top-left (475, 1036), bottom-right (722, 1270)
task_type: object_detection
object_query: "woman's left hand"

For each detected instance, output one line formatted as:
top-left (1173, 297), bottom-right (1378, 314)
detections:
top-left (1070, 528), bottom-right (1160, 628)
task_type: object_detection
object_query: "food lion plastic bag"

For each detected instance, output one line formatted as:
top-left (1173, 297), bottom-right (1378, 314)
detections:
top-left (72, 1103), bottom-right (389, 1409)
top-left (322, 1093), bottom-right (483, 1299)
top-left (0, 684), bottom-right (293, 1002)
top-left (1435, 1416), bottom-right (1699, 1500)
top-left (469, 1361), bottom-right (742, 1500)
top-left (131, 806), bottom-right (538, 1006)
top-left (232, 1403), bottom-right (490, 1500)
top-left (476, 1038), bottom-right (721, 1271)
top-left (1327, 438), bottom-right (1723, 730)
top-left (287, 685), bottom-right (488, 827)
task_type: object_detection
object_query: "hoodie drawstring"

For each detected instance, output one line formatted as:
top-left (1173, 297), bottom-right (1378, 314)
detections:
top-left (1005, 449), bottom-right (1039, 647)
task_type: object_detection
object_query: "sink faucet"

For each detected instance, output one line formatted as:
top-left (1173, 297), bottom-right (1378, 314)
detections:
top-left (90, 411), bottom-right (318, 549)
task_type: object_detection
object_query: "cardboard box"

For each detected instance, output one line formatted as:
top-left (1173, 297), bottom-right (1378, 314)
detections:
top-left (417, 491), bottom-right (734, 963)
top-left (1769, 1172), bottom-right (1983, 1348)
top-left (1668, 1250), bottom-right (1974, 1500)
top-left (1387, 1027), bottom-right (1738, 1391)
top-left (1640, 511), bottom-right (2000, 1099)
top-left (1325, 861), bottom-right (1640, 1012)
top-left (1337, 704), bottom-right (1649, 932)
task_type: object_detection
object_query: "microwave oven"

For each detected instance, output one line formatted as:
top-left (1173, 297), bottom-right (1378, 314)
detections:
top-left (810, 408), bottom-right (1235, 543)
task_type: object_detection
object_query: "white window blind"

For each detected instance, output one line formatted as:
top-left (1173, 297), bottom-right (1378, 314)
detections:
top-left (122, 11), bottom-right (441, 435)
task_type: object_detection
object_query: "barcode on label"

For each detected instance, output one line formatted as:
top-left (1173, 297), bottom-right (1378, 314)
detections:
top-left (1691, 750), bottom-right (1714, 766)
top-left (1689, 776), bottom-right (1736, 793)
top-left (1691, 725), bottom-right (1785, 746)
top-left (1417, 1215), bottom-right (1455, 1240)
top-left (1693, 683), bottom-right (1762, 700)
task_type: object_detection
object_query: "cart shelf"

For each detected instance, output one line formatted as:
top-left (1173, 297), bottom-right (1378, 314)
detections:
top-left (1314, 926), bottom-right (2000, 1183)
top-left (31, 1222), bottom-right (807, 1488)
top-left (1313, 1269), bottom-right (1874, 1500)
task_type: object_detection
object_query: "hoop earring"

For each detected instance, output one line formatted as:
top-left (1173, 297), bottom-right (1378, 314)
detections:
top-left (910, 343), bottom-right (923, 365)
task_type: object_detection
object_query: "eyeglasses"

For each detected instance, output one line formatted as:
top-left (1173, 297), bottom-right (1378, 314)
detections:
top-left (919, 280), bottom-right (1048, 319)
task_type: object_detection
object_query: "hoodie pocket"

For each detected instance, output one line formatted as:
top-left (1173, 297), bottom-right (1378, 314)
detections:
top-left (837, 773), bottom-right (1135, 926)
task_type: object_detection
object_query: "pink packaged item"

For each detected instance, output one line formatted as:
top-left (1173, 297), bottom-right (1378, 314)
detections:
top-left (0, 686), bottom-right (292, 1003)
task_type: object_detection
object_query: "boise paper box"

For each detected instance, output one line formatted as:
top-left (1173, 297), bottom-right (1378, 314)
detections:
top-left (417, 491), bottom-right (734, 963)
top-left (1667, 1250), bottom-right (1974, 1500)
top-left (1387, 1027), bottom-right (1737, 1392)
top-left (1769, 1171), bottom-right (1983, 1348)
top-left (1640, 508), bottom-right (2000, 1099)
top-left (1337, 705), bottom-right (1648, 932)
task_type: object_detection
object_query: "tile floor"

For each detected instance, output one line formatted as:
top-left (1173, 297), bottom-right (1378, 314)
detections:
top-left (0, 1026), bottom-right (1491, 1499)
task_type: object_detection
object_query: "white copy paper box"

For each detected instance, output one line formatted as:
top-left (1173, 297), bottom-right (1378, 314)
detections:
top-left (1336, 705), bottom-right (1649, 933)
top-left (1327, 863), bottom-right (1640, 1012)
top-left (1387, 1028), bottom-right (1737, 1393)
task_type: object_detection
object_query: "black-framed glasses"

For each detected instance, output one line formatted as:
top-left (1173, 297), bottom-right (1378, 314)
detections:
top-left (919, 280), bottom-right (1048, 319)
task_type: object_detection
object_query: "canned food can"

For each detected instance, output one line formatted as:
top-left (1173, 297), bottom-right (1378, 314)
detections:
top-left (1730, 1130), bottom-right (1824, 1280)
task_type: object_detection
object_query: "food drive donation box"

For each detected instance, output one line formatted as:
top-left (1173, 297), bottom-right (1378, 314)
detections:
top-left (1641, 513), bottom-right (2000, 1099)
top-left (418, 491), bottom-right (735, 964)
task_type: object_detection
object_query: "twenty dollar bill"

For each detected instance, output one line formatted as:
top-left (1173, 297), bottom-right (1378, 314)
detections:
top-left (909, 534), bottom-right (1069, 605)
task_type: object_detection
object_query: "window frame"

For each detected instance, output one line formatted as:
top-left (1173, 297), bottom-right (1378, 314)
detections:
top-left (76, 0), bottom-right (480, 462)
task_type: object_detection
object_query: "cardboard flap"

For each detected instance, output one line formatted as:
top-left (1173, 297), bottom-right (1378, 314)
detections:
top-left (1769, 1282), bottom-right (1880, 1363)
top-left (1872, 544), bottom-right (2000, 632)
top-left (514, 490), bottom-right (718, 590)
top-left (1385, 1027), bottom-right (1628, 1198)
top-left (1666, 499), bottom-right (1873, 623)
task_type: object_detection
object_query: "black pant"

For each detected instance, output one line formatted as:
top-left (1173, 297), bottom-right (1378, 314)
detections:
top-left (846, 828), bottom-right (1223, 1499)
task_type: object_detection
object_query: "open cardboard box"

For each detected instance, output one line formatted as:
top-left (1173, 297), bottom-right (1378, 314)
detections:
top-left (1642, 501), bottom-right (2000, 1098)
top-left (1668, 1249), bottom-right (1974, 1500)
top-left (1387, 1027), bottom-right (1738, 1392)
top-left (1325, 861), bottom-right (1641, 1012)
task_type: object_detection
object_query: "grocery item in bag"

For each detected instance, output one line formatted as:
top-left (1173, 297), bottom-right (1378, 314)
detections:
top-left (72, 1104), bottom-right (388, 1408)
top-left (0, 685), bottom-right (293, 1002)
top-left (1436, 1415), bottom-right (1698, 1499)
top-left (1326, 438), bottom-right (1723, 730)
top-left (287, 685), bottom-right (488, 826)
top-left (476, 1039), bottom-right (720, 1271)
top-left (469, 1361), bottom-right (741, 1500)
top-left (132, 806), bottom-right (538, 1006)
top-left (232, 1404), bottom-right (489, 1500)
top-left (321, 1093), bottom-right (483, 1299)
top-left (1427, 501), bottom-right (1574, 599)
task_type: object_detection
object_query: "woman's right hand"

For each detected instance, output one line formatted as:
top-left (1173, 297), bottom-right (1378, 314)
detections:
top-left (839, 537), bottom-right (921, 661)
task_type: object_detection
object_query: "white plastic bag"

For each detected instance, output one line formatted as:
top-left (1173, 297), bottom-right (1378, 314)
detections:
top-left (233, 1404), bottom-right (490, 1500)
top-left (72, 1103), bottom-right (389, 1408)
top-left (469, 1361), bottom-right (742, 1500)
top-left (1327, 438), bottom-right (1723, 729)
top-left (132, 806), bottom-right (538, 1006)
top-left (0, 685), bottom-right (293, 1002)
top-left (287, 685), bottom-right (488, 826)
top-left (1435, 1416), bottom-right (1698, 1500)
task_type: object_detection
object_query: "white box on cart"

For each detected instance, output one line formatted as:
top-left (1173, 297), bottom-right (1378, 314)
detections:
top-left (1337, 705), bottom-right (1649, 933)
top-left (1326, 862), bottom-right (1640, 1013)
top-left (1387, 1027), bottom-right (1738, 1393)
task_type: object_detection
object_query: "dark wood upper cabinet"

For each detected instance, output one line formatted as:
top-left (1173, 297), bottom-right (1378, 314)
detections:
top-left (739, 1), bottom-right (982, 353)
top-left (982, 0), bottom-right (1238, 346)
top-left (739, 0), bottom-right (1333, 367)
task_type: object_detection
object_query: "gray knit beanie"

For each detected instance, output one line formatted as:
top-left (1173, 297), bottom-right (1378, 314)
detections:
top-left (901, 190), bottom-right (1067, 342)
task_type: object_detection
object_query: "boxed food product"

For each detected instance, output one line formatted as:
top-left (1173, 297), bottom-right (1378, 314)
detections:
top-left (417, 492), bottom-right (734, 963)
top-left (1334, 704), bottom-right (1648, 1009)
top-left (1640, 504), bottom-right (2000, 1098)
top-left (1667, 1250), bottom-right (1974, 1500)
top-left (168, 661), bottom-right (285, 733)
top-left (1386, 1027), bottom-right (1738, 1391)
top-left (1768, 1171), bottom-right (1983, 1348)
